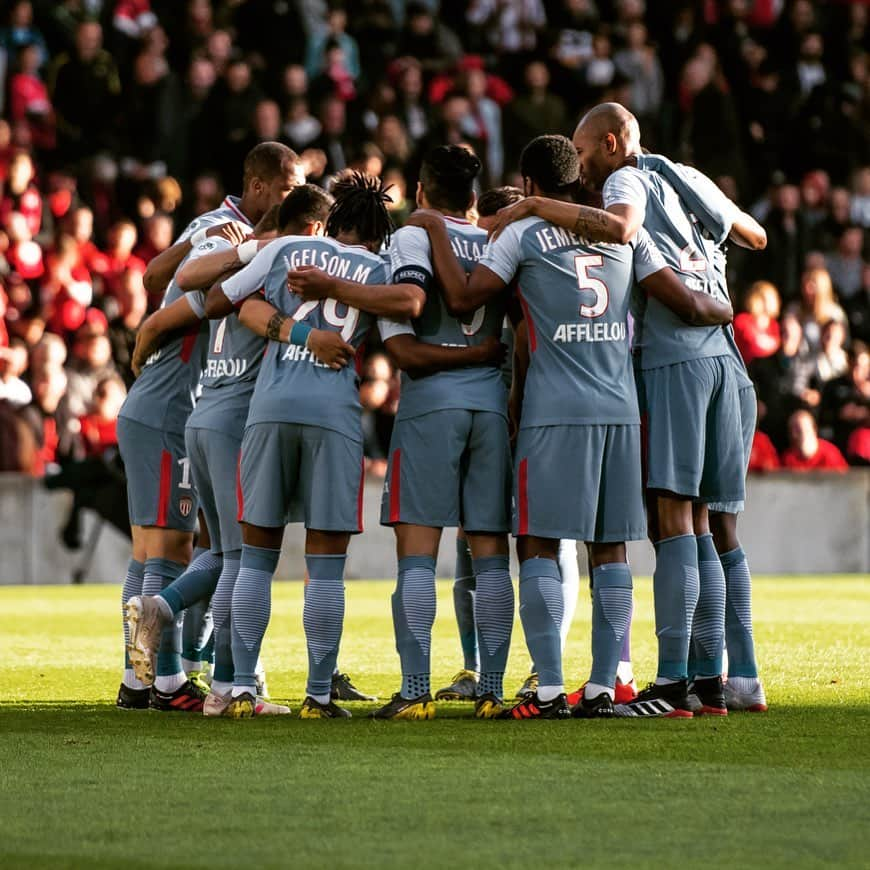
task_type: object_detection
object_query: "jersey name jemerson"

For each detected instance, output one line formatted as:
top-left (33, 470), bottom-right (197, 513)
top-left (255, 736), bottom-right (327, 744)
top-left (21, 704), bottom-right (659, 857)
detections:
top-left (534, 225), bottom-right (597, 252)
top-left (286, 247), bottom-right (373, 284)
top-left (281, 343), bottom-right (330, 368)
top-left (204, 357), bottom-right (249, 378)
top-left (553, 321), bottom-right (627, 343)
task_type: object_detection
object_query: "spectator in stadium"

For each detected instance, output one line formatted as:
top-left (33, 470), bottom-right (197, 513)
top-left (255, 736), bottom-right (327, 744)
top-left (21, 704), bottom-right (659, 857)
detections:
top-left (781, 409), bottom-right (848, 472)
top-left (815, 319), bottom-right (850, 385)
top-left (750, 312), bottom-right (819, 449)
top-left (747, 428), bottom-right (781, 473)
top-left (47, 20), bottom-right (121, 161)
top-left (734, 280), bottom-right (781, 365)
top-left (360, 352), bottom-right (398, 478)
top-left (0, 337), bottom-right (32, 407)
top-left (851, 167), bottom-right (870, 228)
top-left (819, 342), bottom-right (870, 458)
top-left (756, 182), bottom-right (811, 304)
top-left (613, 20), bottom-right (664, 129)
top-left (99, 220), bottom-right (145, 300)
top-left (7, 41), bottom-right (55, 152)
top-left (825, 226), bottom-right (865, 302)
top-left (62, 310), bottom-right (118, 420)
top-left (787, 267), bottom-right (849, 353)
top-left (78, 374), bottom-right (125, 458)
top-left (43, 234), bottom-right (94, 338)
top-left (305, 3), bottom-right (361, 84)
top-left (106, 267), bottom-right (147, 388)
top-left (20, 363), bottom-right (68, 475)
top-left (0, 2), bottom-right (47, 72)
top-left (0, 149), bottom-right (49, 241)
top-left (132, 212), bottom-right (172, 266)
top-left (391, 57), bottom-right (429, 146)
top-left (396, 3), bottom-right (462, 76)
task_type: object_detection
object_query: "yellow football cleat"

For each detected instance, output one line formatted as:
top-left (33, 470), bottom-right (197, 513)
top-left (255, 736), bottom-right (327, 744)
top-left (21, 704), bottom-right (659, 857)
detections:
top-left (370, 692), bottom-right (436, 720)
top-left (474, 693), bottom-right (505, 719)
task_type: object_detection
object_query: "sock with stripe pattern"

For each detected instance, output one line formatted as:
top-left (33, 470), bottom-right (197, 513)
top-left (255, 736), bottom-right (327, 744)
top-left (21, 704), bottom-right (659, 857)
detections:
top-left (121, 558), bottom-right (145, 688)
top-left (211, 550), bottom-right (241, 684)
top-left (693, 534), bottom-right (726, 678)
top-left (589, 562), bottom-right (633, 691)
top-left (473, 555), bottom-right (513, 698)
top-left (721, 545), bottom-right (759, 678)
top-left (303, 554), bottom-right (347, 699)
top-left (393, 555), bottom-right (436, 698)
top-left (518, 557), bottom-right (563, 691)
top-left (453, 537), bottom-right (478, 672)
top-left (653, 534), bottom-right (699, 682)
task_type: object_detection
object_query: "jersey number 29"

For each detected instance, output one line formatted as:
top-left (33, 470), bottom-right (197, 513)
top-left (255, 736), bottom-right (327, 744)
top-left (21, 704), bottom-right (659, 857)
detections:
top-left (294, 299), bottom-right (360, 341)
top-left (574, 254), bottom-right (609, 318)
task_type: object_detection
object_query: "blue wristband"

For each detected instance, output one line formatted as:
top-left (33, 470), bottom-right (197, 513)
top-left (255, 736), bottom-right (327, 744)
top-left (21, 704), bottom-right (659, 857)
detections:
top-left (290, 321), bottom-right (312, 346)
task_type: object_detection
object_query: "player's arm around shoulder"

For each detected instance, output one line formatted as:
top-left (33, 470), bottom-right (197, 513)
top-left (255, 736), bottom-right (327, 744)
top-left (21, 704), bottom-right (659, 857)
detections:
top-left (204, 240), bottom-right (279, 320)
top-left (131, 295), bottom-right (201, 377)
top-left (632, 229), bottom-right (733, 327)
top-left (381, 332), bottom-right (505, 380)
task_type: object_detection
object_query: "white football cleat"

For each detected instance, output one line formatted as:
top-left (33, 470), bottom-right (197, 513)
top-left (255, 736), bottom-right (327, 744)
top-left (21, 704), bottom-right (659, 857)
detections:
top-left (724, 676), bottom-right (768, 712)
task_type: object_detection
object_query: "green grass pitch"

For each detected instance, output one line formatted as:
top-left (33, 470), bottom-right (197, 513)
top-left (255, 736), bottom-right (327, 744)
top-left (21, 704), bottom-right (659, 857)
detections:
top-left (1, 576), bottom-right (868, 868)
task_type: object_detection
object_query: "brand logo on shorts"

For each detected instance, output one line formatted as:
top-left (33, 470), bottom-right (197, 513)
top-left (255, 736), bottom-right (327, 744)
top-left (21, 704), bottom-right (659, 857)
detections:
top-left (179, 497), bottom-right (193, 517)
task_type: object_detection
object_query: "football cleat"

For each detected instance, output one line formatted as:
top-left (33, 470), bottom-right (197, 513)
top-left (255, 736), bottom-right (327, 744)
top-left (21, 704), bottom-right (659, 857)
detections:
top-left (688, 675), bottom-right (728, 716)
top-left (331, 671), bottom-right (376, 702)
top-left (124, 595), bottom-right (169, 686)
top-left (210, 691), bottom-right (290, 718)
top-left (186, 669), bottom-right (212, 696)
top-left (724, 676), bottom-right (768, 712)
top-left (434, 669), bottom-right (478, 701)
top-left (514, 672), bottom-right (539, 699)
top-left (203, 691), bottom-right (231, 717)
top-left (300, 696), bottom-right (352, 719)
top-left (566, 677), bottom-right (637, 707)
top-left (571, 691), bottom-right (615, 719)
top-left (116, 682), bottom-right (150, 710)
top-left (225, 692), bottom-right (257, 719)
top-left (474, 693), bottom-right (505, 719)
top-left (370, 692), bottom-right (436, 720)
top-left (149, 679), bottom-right (207, 713)
top-left (613, 681), bottom-right (694, 719)
top-left (498, 692), bottom-right (571, 720)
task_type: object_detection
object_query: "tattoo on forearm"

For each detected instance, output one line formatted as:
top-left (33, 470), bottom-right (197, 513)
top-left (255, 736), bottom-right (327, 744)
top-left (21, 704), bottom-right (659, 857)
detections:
top-left (571, 206), bottom-right (611, 241)
top-left (266, 312), bottom-right (287, 341)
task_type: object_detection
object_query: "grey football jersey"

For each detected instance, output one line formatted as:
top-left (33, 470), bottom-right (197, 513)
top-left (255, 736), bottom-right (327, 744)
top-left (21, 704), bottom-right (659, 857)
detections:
top-left (483, 217), bottom-right (666, 427)
top-left (383, 219), bottom-right (507, 422)
top-left (604, 166), bottom-right (731, 370)
top-left (221, 235), bottom-right (387, 442)
top-left (175, 195), bottom-right (254, 243)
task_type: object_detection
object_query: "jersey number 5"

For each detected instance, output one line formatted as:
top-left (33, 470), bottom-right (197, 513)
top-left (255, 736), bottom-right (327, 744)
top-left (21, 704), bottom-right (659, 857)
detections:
top-left (574, 254), bottom-right (609, 318)
top-left (294, 299), bottom-right (360, 341)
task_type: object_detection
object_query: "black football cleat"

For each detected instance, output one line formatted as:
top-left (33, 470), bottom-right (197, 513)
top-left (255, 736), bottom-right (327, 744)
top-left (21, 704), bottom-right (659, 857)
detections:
top-left (571, 691), bottom-right (615, 719)
top-left (331, 671), bottom-right (376, 702)
top-left (149, 679), bottom-right (207, 713)
top-left (688, 675), bottom-right (728, 716)
top-left (370, 692), bottom-right (435, 720)
top-left (116, 682), bottom-right (150, 710)
top-left (498, 692), bottom-right (571, 720)
top-left (300, 696), bottom-right (352, 719)
top-left (613, 680), bottom-right (694, 718)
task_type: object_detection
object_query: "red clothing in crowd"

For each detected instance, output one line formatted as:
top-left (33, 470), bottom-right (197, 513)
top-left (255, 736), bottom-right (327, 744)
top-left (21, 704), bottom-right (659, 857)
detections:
top-left (75, 240), bottom-right (110, 276)
top-left (0, 185), bottom-right (44, 237)
top-left (748, 430), bottom-right (781, 472)
top-left (781, 439), bottom-right (848, 471)
top-left (846, 427), bottom-right (870, 464)
top-left (33, 415), bottom-right (58, 476)
top-left (6, 239), bottom-right (44, 279)
top-left (734, 313), bottom-right (780, 365)
top-left (79, 414), bottom-right (118, 456)
top-left (100, 251), bottom-right (146, 298)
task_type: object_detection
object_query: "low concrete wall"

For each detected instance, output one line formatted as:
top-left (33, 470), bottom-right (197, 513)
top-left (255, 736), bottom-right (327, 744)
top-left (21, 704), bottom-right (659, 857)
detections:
top-left (0, 471), bottom-right (867, 584)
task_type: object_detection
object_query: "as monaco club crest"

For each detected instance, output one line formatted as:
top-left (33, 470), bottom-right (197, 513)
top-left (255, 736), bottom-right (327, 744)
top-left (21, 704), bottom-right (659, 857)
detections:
top-left (179, 497), bottom-right (193, 518)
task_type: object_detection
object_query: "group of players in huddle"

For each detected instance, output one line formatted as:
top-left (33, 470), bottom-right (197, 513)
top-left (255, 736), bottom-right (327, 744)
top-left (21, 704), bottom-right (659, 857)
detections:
top-left (117, 100), bottom-right (770, 721)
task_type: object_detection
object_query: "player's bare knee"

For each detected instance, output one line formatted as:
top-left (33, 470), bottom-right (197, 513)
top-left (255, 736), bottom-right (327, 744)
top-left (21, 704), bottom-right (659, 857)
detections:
top-left (709, 511), bottom-right (739, 553)
top-left (143, 528), bottom-right (193, 564)
top-left (305, 529), bottom-right (350, 555)
top-left (588, 542), bottom-right (627, 567)
top-left (517, 535), bottom-right (559, 563)
top-left (692, 502), bottom-right (710, 536)
top-left (394, 523), bottom-right (441, 560)
top-left (654, 492), bottom-right (694, 540)
top-left (466, 533), bottom-right (509, 559)
top-left (196, 510), bottom-right (211, 551)
top-left (241, 522), bottom-right (283, 550)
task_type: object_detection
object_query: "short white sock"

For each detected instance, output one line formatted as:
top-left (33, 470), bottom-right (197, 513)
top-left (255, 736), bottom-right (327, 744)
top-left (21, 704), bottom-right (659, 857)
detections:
top-left (584, 681), bottom-right (614, 701)
top-left (155, 672), bottom-right (187, 693)
top-left (654, 676), bottom-right (679, 686)
top-left (123, 669), bottom-right (146, 690)
top-left (210, 679), bottom-right (232, 696)
top-left (154, 595), bottom-right (173, 621)
top-left (727, 676), bottom-right (758, 693)
top-left (309, 693), bottom-right (330, 705)
top-left (616, 660), bottom-right (634, 684)
top-left (537, 684), bottom-right (563, 702)
top-left (254, 657), bottom-right (266, 679)
top-left (232, 684), bottom-right (256, 698)
top-left (182, 657), bottom-right (200, 674)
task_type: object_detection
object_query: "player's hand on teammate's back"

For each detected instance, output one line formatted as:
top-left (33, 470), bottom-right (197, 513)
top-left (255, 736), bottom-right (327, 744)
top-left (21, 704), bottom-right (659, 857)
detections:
top-left (308, 328), bottom-right (355, 370)
top-left (287, 265), bottom-right (334, 301)
top-left (487, 197), bottom-right (537, 241)
top-left (208, 221), bottom-right (249, 246)
top-left (475, 335), bottom-right (508, 368)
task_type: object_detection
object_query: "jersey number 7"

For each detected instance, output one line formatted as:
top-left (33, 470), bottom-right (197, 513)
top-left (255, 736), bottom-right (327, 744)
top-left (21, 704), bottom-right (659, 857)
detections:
top-left (574, 254), bottom-right (609, 318)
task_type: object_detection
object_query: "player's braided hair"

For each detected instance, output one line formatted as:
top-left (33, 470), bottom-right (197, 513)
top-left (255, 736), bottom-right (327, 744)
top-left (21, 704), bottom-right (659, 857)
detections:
top-left (326, 170), bottom-right (394, 248)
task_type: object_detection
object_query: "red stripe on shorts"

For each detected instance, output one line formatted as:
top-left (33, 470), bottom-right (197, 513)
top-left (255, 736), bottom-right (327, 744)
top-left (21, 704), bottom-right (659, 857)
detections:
top-left (389, 449), bottom-right (401, 523)
top-left (517, 457), bottom-right (529, 536)
top-left (236, 452), bottom-right (244, 521)
top-left (357, 459), bottom-right (365, 532)
top-left (156, 450), bottom-right (172, 527)
top-left (517, 287), bottom-right (537, 352)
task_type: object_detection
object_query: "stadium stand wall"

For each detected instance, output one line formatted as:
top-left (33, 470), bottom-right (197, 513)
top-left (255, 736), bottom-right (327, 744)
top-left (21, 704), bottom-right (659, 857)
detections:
top-left (0, 472), bottom-right (868, 584)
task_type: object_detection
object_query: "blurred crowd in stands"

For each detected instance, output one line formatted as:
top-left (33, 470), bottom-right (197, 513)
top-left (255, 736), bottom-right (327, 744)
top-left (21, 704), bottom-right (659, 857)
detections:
top-left (0, 0), bottom-right (867, 484)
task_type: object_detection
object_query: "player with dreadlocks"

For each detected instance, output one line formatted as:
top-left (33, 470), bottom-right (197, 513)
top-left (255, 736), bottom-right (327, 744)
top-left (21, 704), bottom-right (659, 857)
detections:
top-left (208, 172), bottom-right (427, 718)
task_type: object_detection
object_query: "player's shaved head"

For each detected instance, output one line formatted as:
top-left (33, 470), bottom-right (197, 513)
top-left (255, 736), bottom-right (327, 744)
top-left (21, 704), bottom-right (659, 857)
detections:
top-left (241, 141), bottom-right (305, 223)
top-left (572, 102), bottom-right (642, 192)
top-left (242, 141), bottom-right (298, 186)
